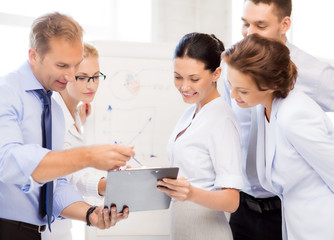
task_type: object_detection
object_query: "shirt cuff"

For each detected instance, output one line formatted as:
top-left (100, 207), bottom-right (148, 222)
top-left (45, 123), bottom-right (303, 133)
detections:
top-left (214, 174), bottom-right (244, 190)
top-left (81, 174), bottom-right (104, 199)
top-left (68, 170), bottom-right (105, 199)
top-left (21, 176), bottom-right (44, 193)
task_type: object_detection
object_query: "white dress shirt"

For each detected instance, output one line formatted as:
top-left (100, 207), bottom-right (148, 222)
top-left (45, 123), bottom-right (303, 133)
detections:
top-left (167, 97), bottom-right (244, 191)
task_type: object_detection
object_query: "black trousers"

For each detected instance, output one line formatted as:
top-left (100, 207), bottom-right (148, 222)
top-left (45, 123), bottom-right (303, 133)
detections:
top-left (0, 218), bottom-right (42, 240)
top-left (229, 192), bottom-right (282, 240)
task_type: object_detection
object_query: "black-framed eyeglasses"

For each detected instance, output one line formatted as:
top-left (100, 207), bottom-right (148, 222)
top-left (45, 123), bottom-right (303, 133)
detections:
top-left (75, 72), bottom-right (106, 83)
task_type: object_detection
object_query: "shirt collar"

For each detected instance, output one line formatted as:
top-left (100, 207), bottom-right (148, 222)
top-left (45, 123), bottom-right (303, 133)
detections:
top-left (20, 61), bottom-right (47, 92)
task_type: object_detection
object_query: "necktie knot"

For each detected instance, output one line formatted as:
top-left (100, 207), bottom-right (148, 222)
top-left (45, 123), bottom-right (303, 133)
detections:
top-left (35, 89), bottom-right (52, 106)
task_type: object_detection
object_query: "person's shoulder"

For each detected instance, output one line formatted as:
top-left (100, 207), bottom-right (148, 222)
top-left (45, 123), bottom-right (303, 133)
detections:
top-left (0, 74), bottom-right (24, 115)
top-left (277, 90), bottom-right (323, 126)
top-left (287, 42), bottom-right (331, 70)
top-left (207, 97), bottom-right (240, 130)
top-left (210, 97), bottom-right (237, 118)
top-left (279, 90), bottom-right (318, 110)
top-left (0, 71), bottom-right (19, 85)
top-left (0, 63), bottom-right (29, 92)
top-left (0, 71), bottom-right (22, 97)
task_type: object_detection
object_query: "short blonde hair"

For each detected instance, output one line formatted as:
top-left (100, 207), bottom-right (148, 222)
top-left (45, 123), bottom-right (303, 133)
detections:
top-left (29, 12), bottom-right (83, 57)
top-left (83, 42), bottom-right (99, 58)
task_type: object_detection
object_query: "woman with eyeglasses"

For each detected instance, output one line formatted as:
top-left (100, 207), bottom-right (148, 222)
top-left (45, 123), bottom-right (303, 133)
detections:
top-left (42, 43), bottom-right (107, 240)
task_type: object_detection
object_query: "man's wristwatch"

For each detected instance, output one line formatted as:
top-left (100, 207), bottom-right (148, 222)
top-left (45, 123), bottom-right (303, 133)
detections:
top-left (86, 206), bottom-right (97, 226)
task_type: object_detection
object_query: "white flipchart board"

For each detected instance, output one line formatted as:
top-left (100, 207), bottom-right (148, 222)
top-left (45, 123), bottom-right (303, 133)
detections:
top-left (87, 41), bottom-right (187, 239)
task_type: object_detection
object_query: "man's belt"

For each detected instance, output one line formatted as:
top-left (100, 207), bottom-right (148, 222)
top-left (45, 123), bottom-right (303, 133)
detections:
top-left (240, 191), bottom-right (281, 213)
top-left (0, 218), bottom-right (46, 233)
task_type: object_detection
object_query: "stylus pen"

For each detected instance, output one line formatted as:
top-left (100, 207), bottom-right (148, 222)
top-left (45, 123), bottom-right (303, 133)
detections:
top-left (132, 156), bottom-right (145, 167)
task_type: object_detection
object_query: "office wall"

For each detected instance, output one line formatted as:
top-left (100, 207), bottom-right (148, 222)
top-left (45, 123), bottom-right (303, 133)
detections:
top-left (84, 1), bottom-right (233, 239)
top-left (152, 0), bottom-right (232, 47)
top-left (85, 40), bottom-right (186, 240)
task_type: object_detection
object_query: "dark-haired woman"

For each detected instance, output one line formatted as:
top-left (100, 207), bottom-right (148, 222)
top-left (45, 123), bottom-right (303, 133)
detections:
top-left (223, 33), bottom-right (334, 240)
top-left (157, 32), bottom-right (243, 240)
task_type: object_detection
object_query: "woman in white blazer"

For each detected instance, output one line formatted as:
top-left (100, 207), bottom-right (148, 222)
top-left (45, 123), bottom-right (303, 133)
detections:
top-left (222, 34), bottom-right (334, 240)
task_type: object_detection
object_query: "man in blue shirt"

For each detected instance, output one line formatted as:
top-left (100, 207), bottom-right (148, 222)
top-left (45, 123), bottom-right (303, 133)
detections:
top-left (223, 0), bottom-right (334, 239)
top-left (0, 12), bottom-right (134, 240)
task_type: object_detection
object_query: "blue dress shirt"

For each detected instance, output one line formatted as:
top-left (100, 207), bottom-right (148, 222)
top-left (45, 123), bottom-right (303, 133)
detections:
top-left (0, 61), bottom-right (83, 226)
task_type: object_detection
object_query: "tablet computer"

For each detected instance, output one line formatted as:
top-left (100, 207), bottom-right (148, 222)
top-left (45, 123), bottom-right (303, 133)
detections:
top-left (104, 167), bottom-right (179, 212)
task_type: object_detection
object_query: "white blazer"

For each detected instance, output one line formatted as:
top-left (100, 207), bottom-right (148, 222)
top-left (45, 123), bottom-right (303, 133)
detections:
top-left (255, 90), bottom-right (334, 240)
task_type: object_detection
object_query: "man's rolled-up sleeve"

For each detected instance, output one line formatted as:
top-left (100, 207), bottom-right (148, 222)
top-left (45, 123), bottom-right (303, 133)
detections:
top-left (52, 177), bottom-right (84, 219)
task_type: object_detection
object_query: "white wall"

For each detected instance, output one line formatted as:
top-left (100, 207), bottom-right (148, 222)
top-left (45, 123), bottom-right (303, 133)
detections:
top-left (152, 0), bottom-right (232, 47)
top-left (85, 1), bottom-right (233, 239)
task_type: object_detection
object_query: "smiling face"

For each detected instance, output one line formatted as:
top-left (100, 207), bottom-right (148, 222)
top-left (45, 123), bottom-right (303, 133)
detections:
top-left (241, 1), bottom-right (290, 42)
top-left (174, 57), bottom-right (221, 111)
top-left (227, 66), bottom-right (274, 109)
top-left (65, 56), bottom-right (100, 103)
top-left (29, 37), bottom-right (83, 92)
